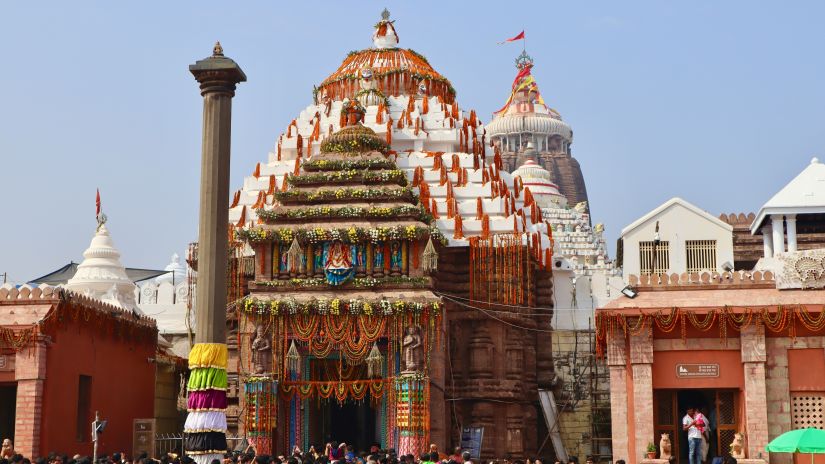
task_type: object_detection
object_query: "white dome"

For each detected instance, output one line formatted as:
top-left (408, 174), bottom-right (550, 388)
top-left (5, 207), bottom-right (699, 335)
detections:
top-left (65, 223), bottom-right (138, 311)
top-left (513, 159), bottom-right (567, 209)
top-left (155, 252), bottom-right (188, 284)
top-left (486, 114), bottom-right (573, 142)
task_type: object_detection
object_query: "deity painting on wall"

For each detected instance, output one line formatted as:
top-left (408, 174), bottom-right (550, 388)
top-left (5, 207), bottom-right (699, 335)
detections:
top-left (279, 244), bottom-right (289, 272)
top-left (390, 240), bottom-right (402, 273)
top-left (353, 244), bottom-right (367, 276)
top-left (324, 240), bottom-right (354, 285)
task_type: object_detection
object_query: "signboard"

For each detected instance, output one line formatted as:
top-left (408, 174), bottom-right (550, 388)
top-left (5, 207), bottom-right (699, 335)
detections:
top-left (133, 419), bottom-right (155, 458)
top-left (460, 426), bottom-right (484, 460)
top-left (677, 363), bottom-right (719, 378)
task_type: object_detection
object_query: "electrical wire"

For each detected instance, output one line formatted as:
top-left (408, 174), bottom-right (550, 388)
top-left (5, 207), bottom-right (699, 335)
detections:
top-left (438, 294), bottom-right (555, 333)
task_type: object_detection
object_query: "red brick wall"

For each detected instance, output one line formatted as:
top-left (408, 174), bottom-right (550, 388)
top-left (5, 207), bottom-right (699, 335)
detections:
top-left (39, 316), bottom-right (156, 457)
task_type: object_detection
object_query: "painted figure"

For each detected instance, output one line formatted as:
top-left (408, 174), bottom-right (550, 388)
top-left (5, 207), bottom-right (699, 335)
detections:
top-left (373, 243), bottom-right (384, 269)
top-left (390, 241), bottom-right (402, 271)
top-left (324, 240), bottom-right (354, 285)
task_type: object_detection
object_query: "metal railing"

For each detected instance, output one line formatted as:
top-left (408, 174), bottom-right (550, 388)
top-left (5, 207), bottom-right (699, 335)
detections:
top-left (155, 434), bottom-right (247, 458)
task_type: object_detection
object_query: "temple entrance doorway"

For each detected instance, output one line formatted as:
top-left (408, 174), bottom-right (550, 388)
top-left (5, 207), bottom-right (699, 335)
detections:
top-left (654, 389), bottom-right (739, 464)
top-left (0, 384), bottom-right (16, 443)
top-left (310, 399), bottom-right (377, 452)
top-left (306, 359), bottom-right (379, 452)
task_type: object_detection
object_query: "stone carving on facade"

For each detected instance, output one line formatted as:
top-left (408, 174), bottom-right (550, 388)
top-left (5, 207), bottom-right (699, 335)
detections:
top-left (776, 249), bottom-right (825, 289)
top-left (730, 432), bottom-right (746, 459)
top-left (140, 285), bottom-right (157, 304)
top-left (402, 325), bottom-right (423, 372)
top-left (659, 433), bottom-right (673, 460)
top-left (251, 324), bottom-right (272, 374)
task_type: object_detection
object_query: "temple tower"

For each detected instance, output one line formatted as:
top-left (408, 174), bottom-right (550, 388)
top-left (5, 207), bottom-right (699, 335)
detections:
top-left (486, 51), bottom-right (589, 210)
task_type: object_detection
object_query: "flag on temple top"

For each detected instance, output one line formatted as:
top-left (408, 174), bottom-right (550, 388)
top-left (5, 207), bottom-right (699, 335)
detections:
top-left (96, 189), bottom-right (101, 216)
top-left (493, 66), bottom-right (545, 115)
top-left (498, 31), bottom-right (525, 44)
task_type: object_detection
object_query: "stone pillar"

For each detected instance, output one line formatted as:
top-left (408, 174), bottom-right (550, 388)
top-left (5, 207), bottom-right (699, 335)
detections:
top-left (607, 332), bottom-right (629, 463)
top-left (428, 314), bottom-right (447, 451)
top-left (761, 225), bottom-right (774, 258)
top-left (14, 336), bottom-right (49, 459)
top-left (771, 215), bottom-right (785, 256)
top-left (785, 215), bottom-right (797, 252)
top-left (630, 333), bottom-right (654, 464)
top-left (189, 42), bottom-right (246, 344)
top-left (741, 324), bottom-right (768, 461)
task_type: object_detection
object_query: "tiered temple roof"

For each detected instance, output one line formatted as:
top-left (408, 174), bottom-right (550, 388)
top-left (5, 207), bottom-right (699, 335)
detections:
top-left (230, 13), bottom-right (555, 261)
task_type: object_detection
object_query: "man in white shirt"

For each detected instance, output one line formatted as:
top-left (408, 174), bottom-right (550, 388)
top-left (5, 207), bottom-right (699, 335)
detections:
top-left (683, 407), bottom-right (704, 464)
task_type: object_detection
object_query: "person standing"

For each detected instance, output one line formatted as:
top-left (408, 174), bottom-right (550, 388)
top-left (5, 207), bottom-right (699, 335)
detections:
top-left (683, 407), bottom-right (704, 464)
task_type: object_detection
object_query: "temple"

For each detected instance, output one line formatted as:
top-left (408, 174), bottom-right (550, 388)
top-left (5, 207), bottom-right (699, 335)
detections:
top-left (225, 10), bottom-right (560, 458)
top-left (486, 51), bottom-right (589, 209)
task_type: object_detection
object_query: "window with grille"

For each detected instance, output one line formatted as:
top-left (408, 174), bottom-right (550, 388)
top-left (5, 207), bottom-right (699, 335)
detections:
top-left (792, 393), bottom-right (825, 429)
top-left (686, 240), bottom-right (718, 273)
top-left (639, 241), bottom-right (669, 275)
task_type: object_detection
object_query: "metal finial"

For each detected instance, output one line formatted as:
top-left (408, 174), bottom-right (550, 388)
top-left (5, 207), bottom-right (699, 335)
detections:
top-left (515, 50), bottom-right (533, 69)
top-left (213, 41), bottom-right (224, 56)
top-left (381, 8), bottom-right (390, 21)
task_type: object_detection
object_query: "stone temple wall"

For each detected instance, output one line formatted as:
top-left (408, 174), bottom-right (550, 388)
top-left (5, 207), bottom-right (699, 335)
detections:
top-left (436, 246), bottom-right (555, 460)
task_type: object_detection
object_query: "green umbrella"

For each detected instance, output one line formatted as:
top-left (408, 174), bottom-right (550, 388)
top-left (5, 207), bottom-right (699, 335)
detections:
top-left (766, 428), bottom-right (825, 456)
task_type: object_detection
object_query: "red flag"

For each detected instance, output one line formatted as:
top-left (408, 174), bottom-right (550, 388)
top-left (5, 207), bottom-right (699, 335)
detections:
top-left (498, 31), bottom-right (525, 44)
top-left (96, 189), bottom-right (101, 216)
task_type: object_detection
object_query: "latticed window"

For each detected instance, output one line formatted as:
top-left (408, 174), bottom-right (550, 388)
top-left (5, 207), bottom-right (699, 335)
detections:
top-left (792, 393), bottom-right (825, 429)
top-left (686, 240), bottom-right (718, 273)
top-left (639, 241), bottom-right (669, 274)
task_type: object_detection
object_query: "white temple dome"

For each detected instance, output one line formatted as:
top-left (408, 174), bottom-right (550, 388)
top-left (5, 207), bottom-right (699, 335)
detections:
top-left (486, 114), bottom-right (573, 142)
top-left (155, 252), bottom-right (188, 285)
top-left (512, 149), bottom-right (567, 209)
top-left (65, 223), bottom-right (138, 312)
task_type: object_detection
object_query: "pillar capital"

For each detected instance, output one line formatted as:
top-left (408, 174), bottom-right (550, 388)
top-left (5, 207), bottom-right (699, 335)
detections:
top-left (190, 42), bottom-right (247, 97)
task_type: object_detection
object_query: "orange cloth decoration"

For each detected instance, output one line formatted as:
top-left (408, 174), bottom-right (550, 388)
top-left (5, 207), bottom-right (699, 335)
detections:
top-left (453, 215), bottom-right (464, 239)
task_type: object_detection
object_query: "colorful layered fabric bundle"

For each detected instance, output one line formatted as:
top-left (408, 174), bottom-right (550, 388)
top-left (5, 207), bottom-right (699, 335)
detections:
top-left (185, 343), bottom-right (229, 464)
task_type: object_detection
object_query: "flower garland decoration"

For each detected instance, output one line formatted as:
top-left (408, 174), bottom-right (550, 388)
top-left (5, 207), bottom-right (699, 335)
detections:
top-left (256, 205), bottom-right (431, 223)
top-left (595, 304), bottom-right (825, 357)
top-left (250, 275), bottom-right (429, 290)
top-left (273, 186), bottom-right (415, 204)
top-left (320, 131), bottom-right (390, 154)
top-left (237, 224), bottom-right (445, 245)
top-left (242, 296), bottom-right (440, 317)
top-left (280, 379), bottom-right (389, 403)
top-left (302, 158), bottom-right (396, 171)
top-left (286, 169), bottom-right (408, 187)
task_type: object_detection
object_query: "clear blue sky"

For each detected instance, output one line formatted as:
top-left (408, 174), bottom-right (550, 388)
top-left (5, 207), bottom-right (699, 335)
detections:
top-left (1, 1), bottom-right (823, 283)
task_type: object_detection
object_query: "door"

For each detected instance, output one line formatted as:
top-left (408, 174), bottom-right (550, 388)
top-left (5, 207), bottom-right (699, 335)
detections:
top-left (654, 390), bottom-right (679, 460)
top-left (714, 390), bottom-right (739, 458)
top-left (656, 389), bottom-right (740, 463)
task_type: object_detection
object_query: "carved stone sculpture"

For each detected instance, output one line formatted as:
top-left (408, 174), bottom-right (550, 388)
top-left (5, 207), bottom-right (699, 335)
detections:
top-left (730, 432), bottom-right (746, 459)
top-left (402, 325), bottom-right (423, 372)
top-left (659, 433), bottom-right (672, 460)
top-left (251, 324), bottom-right (272, 374)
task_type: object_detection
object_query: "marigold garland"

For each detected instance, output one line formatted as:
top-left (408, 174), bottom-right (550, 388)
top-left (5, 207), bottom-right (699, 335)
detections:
top-left (596, 305), bottom-right (825, 357)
